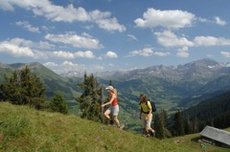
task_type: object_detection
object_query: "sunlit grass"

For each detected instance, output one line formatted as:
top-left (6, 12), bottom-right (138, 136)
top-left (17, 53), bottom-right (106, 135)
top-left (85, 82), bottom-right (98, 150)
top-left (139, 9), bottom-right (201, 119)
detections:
top-left (0, 102), bottom-right (228, 152)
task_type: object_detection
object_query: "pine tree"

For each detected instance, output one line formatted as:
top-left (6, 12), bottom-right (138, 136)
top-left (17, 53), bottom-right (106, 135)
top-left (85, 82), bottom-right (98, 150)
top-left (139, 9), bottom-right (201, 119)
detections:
top-left (50, 92), bottom-right (68, 114)
top-left (109, 80), bottom-right (113, 86)
top-left (191, 117), bottom-right (199, 133)
top-left (76, 73), bottom-right (102, 122)
top-left (174, 110), bottom-right (185, 136)
top-left (184, 117), bottom-right (192, 134)
top-left (0, 66), bottom-right (45, 108)
top-left (154, 110), bottom-right (171, 139)
top-left (155, 112), bottom-right (165, 139)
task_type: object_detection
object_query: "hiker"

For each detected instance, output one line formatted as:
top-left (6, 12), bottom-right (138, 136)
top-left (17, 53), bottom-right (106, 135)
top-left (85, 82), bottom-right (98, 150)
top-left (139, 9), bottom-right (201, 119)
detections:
top-left (101, 86), bottom-right (122, 129)
top-left (139, 94), bottom-right (155, 136)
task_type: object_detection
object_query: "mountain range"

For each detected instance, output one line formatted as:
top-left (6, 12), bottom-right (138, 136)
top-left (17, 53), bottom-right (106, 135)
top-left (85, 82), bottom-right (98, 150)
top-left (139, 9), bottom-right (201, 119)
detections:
top-left (0, 58), bottom-right (229, 112)
top-left (100, 58), bottom-right (230, 110)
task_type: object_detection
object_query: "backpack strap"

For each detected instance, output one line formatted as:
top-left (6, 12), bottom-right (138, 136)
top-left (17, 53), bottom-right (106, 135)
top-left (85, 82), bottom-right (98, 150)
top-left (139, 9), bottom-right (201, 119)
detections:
top-left (146, 101), bottom-right (151, 110)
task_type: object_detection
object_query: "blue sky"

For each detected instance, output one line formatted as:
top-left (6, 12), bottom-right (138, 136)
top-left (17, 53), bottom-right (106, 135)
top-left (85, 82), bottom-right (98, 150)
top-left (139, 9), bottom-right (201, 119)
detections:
top-left (0, 0), bottom-right (230, 74)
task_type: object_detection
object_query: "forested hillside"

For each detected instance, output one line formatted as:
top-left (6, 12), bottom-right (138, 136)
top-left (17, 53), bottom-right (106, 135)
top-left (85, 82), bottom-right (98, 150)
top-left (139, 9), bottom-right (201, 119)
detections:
top-left (181, 90), bottom-right (230, 132)
top-left (0, 62), bottom-right (81, 99)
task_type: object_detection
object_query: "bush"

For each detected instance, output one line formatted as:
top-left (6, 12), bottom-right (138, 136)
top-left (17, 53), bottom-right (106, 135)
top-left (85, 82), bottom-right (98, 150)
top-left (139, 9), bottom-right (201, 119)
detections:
top-left (0, 66), bottom-right (45, 107)
top-left (49, 93), bottom-right (68, 114)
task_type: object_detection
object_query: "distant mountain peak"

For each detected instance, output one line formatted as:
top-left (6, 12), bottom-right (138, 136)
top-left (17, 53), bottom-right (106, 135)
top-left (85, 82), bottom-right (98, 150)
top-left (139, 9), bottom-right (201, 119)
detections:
top-left (193, 58), bottom-right (218, 66)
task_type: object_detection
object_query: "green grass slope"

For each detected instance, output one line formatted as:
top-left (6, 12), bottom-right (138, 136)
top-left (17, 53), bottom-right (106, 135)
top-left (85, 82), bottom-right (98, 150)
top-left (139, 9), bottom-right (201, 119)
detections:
top-left (0, 102), bottom-right (228, 152)
top-left (168, 132), bottom-right (230, 152)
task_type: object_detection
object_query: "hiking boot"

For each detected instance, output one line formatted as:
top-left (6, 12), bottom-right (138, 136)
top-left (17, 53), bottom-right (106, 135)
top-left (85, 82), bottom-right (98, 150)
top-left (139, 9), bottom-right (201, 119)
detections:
top-left (119, 124), bottom-right (125, 130)
top-left (149, 130), bottom-right (155, 137)
top-left (146, 134), bottom-right (151, 137)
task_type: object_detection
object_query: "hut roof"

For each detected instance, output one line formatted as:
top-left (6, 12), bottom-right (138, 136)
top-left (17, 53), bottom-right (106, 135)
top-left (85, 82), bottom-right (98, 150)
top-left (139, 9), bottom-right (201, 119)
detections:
top-left (200, 126), bottom-right (230, 146)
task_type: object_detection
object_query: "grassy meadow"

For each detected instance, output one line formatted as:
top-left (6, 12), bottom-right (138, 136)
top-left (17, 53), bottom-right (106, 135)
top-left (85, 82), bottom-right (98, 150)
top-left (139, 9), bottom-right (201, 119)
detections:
top-left (0, 102), bottom-right (229, 152)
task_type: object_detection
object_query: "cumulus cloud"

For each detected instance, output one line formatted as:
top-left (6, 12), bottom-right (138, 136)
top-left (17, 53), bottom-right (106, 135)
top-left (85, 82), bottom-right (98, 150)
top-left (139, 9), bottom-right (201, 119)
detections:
top-left (105, 51), bottom-right (118, 58)
top-left (53, 51), bottom-right (75, 59)
top-left (44, 61), bottom-right (86, 74)
top-left (154, 51), bottom-right (170, 57)
top-left (221, 51), bottom-right (230, 58)
top-left (43, 61), bottom-right (105, 75)
top-left (43, 62), bottom-right (58, 66)
top-left (7, 38), bottom-right (55, 50)
top-left (0, 0), bottom-right (125, 32)
top-left (129, 48), bottom-right (170, 57)
top-left (89, 10), bottom-right (126, 32)
top-left (0, 41), bottom-right (35, 57)
top-left (62, 61), bottom-right (76, 66)
top-left (155, 30), bottom-right (194, 47)
top-left (45, 33), bottom-right (102, 49)
top-left (53, 50), bottom-right (95, 59)
top-left (177, 47), bottom-right (189, 58)
top-left (0, 38), bottom-right (96, 59)
top-left (0, 0), bottom-right (14, 11)
top-left (74, 51), bottom-right (95, 58)
top-left (135, 8), bottom-right (195, 29)
top-left (16, 21), bottom-right (40, 33)
top-left (214, 17), bottom-right (227, 26)
top-left (130, 48), bottom-right (154, 57)
top-left (155, 30), bottom-right (230, 48)
top-left (0, 38), bottom-right (53, 58)
top-left (193, 36), bottom-right (230, 46)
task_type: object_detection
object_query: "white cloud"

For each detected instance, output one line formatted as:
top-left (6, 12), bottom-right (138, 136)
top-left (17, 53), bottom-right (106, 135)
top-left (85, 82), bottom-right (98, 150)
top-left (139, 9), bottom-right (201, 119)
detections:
top-left (129, 48), bottom-right (170, 57)
top-left (45, 33), bottom-right (102, 49)
top-left (1, 0), bottom-right (125, 32)
top-left (105, 51), bottom-right (118, 58)
top-left (53, 50), bottom-right (95, 59)
top-left (198, 17), bottom-right (208, 23)
top-left (0, 0), bottom-right (14, 11)
top-left (221, 51), bottom-right (230, 58)
top-left (214, 17), bottom-right (227, 26)
top-left (89, 10), bottom-right (126, 32)
top-left (127, 34), bottom-right (138, 41)
top-left (135, 8), bottom-right (195, 29)
top-left (0, 37), bottom-right (96, 59)
top-left (44, 61), bottom-right (87, 75)
top-left (53, 51), bottom-right (75, 59)
top-left (41, 25), bottom-right (49, 31)
top-left (155, 31), bottom-right (230, 48)
top-left (130, 48), bottom-right (154, 57)
top-left (36, 41), bottom-right (55, 50)
top-left (43, 61), bottom-right (105, 75)
top-left (177, 47), bottom-right (189, 58)
top-left (0, 41), bottom-right (35, 57)
top-left (16, 21), bottom-right (40, 33)
top-left (194, 36), bottom-right (230, 46)
top-left (154, 51), bottom-right (170, 57)
top-left (155, 30), bottom-right (194, 47)
top-left (62, 61), bottom-right (75, 66)
top-left (43, 62), bottom-right (58, 66)
top-left (0, 38), bottom-right (50, 58)
top-left (6, 37), bottom-right (54, 50)
top-left (74, 51), bottom-right (95, 58)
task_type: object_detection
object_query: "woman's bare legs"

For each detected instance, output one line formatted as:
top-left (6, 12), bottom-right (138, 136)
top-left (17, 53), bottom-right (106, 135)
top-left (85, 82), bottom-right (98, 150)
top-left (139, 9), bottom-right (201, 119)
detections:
top-left (104, 109), bottom-right (111, 120)
top-left (113, 116), bottom-right (121, 128)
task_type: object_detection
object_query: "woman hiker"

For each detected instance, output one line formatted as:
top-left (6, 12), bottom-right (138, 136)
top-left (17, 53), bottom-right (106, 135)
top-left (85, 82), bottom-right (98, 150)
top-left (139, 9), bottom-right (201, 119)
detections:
top-left (101, 85), bottom-right (123, 129)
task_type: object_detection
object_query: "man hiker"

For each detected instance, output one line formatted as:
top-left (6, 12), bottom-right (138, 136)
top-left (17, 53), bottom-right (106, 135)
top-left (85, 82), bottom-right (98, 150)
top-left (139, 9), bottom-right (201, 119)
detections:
top-left (139, 94), bottom-right (155, 136)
